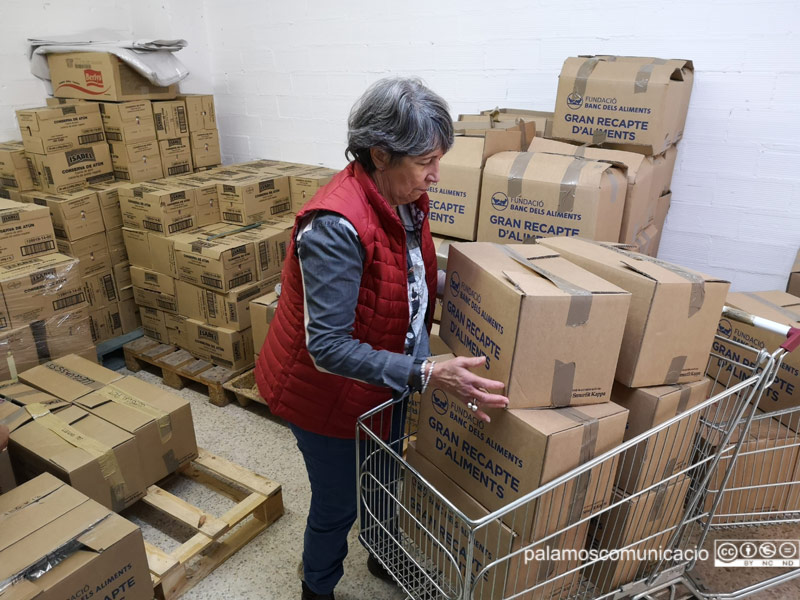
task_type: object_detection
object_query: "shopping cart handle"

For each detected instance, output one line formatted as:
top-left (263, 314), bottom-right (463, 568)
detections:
top-left (722, 306), bottom-right (800, 353)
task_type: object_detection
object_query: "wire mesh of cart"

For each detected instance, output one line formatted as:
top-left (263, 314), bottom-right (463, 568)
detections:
top-left (683, 306), bottom-right (800, 600)
top-left (356, 306), bottom-right (797, 600)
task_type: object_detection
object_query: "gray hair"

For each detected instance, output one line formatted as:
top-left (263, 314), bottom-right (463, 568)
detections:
top-left (346, 77), bottom-right (454, 172)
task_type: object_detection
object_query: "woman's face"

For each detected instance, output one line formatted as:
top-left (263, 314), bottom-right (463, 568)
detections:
top-left (372, 149), bottom-right (444, 206)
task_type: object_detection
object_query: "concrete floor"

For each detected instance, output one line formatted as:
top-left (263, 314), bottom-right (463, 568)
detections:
top-left (121, 366), bottom-right (800, 600)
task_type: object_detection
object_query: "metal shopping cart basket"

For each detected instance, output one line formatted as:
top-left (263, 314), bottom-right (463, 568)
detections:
top-left (683, 306), bottom-right (800, 600)
top-left (356, 306), bottom-right (799, 600)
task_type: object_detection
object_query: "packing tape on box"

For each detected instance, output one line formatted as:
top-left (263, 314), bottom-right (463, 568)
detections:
top-left (558, 158), bottom-right (588, 214)
top-left (742, 292), bottom-right (800, 324)
top-left (665, 356), bottom-right (687, 385)
top-left (507, 152), bottom-right (534, 200)
top-left (101, 384), bottom-right (173, 443)
top-left (646, 482), bottom-right (670, 523)
top-left (41, 361), bottom-right (106, 391)
top-left (677, 385), bottom-right (693, 413)
top-left (551, 360), bottom-right (576, 408)
top-left (162, 448), bottom-right (180, 473)
top-left (584, 240), bottom-right (706, 317)
top-left (25, 403), bottom-right (129, 511)
top-left (634, 58), bottom-right (668, 94)
top-left (496, 244), bottom-right (593, 327)
top-left (634, 226), bottom-right (654, 253)
top-left (0, 513), bottom-right (111, 595)
top-left (572, 57), bottom-right (601, 99)
top-left (661, 456), bottom-right (678, 481)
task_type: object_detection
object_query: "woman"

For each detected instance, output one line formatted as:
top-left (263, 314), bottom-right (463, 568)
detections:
top-left (255, 77), bottom-right (509, 600)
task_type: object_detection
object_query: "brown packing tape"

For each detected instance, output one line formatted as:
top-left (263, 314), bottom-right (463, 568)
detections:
top-left (558, 158), bottom-right (587, 214)
top-left (661, 456), bottom-right (677, 481)
top-left (42, 362), bottom-right (105, 391)
top-left (742, 292), bottom-right (800, 324)
top-left (572, 57), bottom-right (601, 99)
top-left (665, 356), bottom-right (687, 385)
top-left (677, 385), bottom-right (693, 414)
top-left (589, 241), bottom-right (706, 317)
top-left (544, 119), bottom-right (554, 139)
top-left (496, 245), bottom-right (593, 326)
top-left (507, 152), bottom-right (535, 200)
top-left (635, 227), bottom-right (653, 251)
top-left (162, 448), bottom-right (180, 473)
top-left (646, 482), bottom-right (670, 523)
top-left (561, 408), bottom-right (599, 544)
top-left (30, 320), bottom-right (51, 363)
top-left (101, 384), bottom-right (173, 443)
top-left (634, 58), bottom-right (668, 94)
top-left (25, 405), bottom-right (129, 510)
top-left (551, 360), bottom-right (576, 407)
top-left (591, 128), bottom-right (608, 145)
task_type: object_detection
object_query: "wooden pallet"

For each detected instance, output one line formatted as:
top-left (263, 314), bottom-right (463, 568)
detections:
top-left (123, 337), bottom-right (249, 406)
top-left (140, 448), bottom-right (284, 600)
top-left (222, 368), bottom-right (266, 407)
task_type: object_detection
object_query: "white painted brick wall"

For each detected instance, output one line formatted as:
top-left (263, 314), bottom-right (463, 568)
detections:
top-left (4, 0), bottom-right (800, 292)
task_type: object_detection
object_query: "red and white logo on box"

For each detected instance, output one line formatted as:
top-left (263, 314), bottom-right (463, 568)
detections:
top-left (84, 69), bottom-right (104, 88)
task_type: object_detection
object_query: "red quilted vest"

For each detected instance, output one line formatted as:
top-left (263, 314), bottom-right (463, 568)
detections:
top-left (254, 162), bottom-right (438, 439)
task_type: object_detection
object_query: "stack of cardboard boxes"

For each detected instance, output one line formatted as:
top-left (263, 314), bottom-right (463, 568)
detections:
top-left (405, 238), bottom-right (731, 597)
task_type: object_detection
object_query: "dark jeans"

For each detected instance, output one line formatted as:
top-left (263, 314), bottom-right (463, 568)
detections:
top-left (290, 399), bottom-right (406, 595)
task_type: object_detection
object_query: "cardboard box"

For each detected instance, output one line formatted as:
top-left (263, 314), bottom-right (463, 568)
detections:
top-left (586, 474), bottom-right (691, 593)
top-left (48, 51), bottom-right (178, 101)
top-left (171, 173), bottom-right (221, 226)
top-left (0, 472), bottom-right (152, 600)
top-left (648, 191), bottom-right (671, 257)
top-left (0, 140), bottom-right (38, 190)
top-left (83, 267), bottom-right (119, 308)
top-left (0, 186), bottom-right (23, 202)
top-left (453, 118), bottom-right (537, 146)
top-left (114, 260), bottom-right (132, 290)
top-left (477, 151), bottom-right (627, 244)
top-left (700, 413), bottom-right (800, 524)
top-left (119, 181), bottom-right (197, 235)
top-left (183, 318), bottom-right (254, 370)
top-left (26, 187), bottom-right (105, 241)
top-left (217, 172), bottom-right (291, 225)
top-left (87, 180), bottom-right (127, 229)
top-left (19, 354), bottom-right (123, 401)
top-left (416, 387), bottom-right (627, 542)
top-left (16, 103), bottom-right (105, 155)
top-left (0, 312), bottom-right (93, 378)
top-left (289, 167), bottom-right (337, 212)
top-left (479, 107), bottom-right (555, 138)
top-left (179, 94), bottom-right (217, 131)
top-left (164, 312), bottom-right (189, 347)
top-left (230, 221), bottom-right (292, 280)
top-left (130, 264), bottom-right (176, 297)
top-left (153, 100), bottom-right (189, 140)
top-left (9, 402), bottom-right (147, 510)
top-left (190, 129), bottom-right (221, 169)
top-left (710, 290), bottom-right (800, 431)
top-left (0, 448), bottom-right (15, 493)
top-left (612, 378), bottom-right (710, 494)
top-left (0, 198), bottom-right (57, 265)
top-left (788, 249), bottom-right (800, 297)
top-left (140, 305), bottom-right (170, 342)
top-left (44, 97), bottom-right (87, 106)
top-left (72, 375), bottom-right (198, 486)
top-left (174, 230), bottom-right (258, 292)
top-left (56, 231), bottom-right (111, 277)
top-left (538, 237), bottom-right (730, 387)
top-left (440, 242), bottom-right (630, 408)
top-left (88, 301), bottom-right (132, 343)
top-left (528, 138), bottom-right (659, 250)
top-left (652, 144), bottom-right (678, 196)
top-left (250, 291), bottom-right (278, 355)
top-left (134, 285), bottom-right (179, 314)
top-left (428, 131), bottom-right (522, 240)
top-left (118, 296), bottom-right (139, 333)
top-left (159, 136), bottom-right (193, 177)
top-left (32, 141), bottom-right (114, 193)
top-left (109, 139), bottom-right (164, 182)
top-left (552, 56), bottom-right (694, 155)
top-left (106, 225), bottom-right (129, 264)
top-left (177, 277), bottom-right (277, 331)
top-left (0, 253), bottom-right (88, 330)
top-left (98, 99), bottom-right (157, 144)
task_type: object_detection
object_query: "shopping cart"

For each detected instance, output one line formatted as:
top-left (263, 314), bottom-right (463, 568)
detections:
top-left (683, 307), bottom-right (800, 600)
top-left (356, 306), bottom-right (797, 600)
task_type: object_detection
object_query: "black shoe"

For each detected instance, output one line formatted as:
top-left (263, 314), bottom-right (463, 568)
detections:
top-left (301, 581), bottom-right (335, 600)
top-left (367, 554), bottom-right (395, 584)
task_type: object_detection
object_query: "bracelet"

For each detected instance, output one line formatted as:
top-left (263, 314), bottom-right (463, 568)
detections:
top-left (421, 360), bottom-right (434, 394)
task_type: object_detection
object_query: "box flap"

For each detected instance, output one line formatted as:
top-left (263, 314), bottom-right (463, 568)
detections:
top-left (529, 137), bottom-right (646, 179)
top-left (0, 400), bottom-right (31, 433)
top-left (727, 291), bottom-right (800, 327)
top-left (0, 382), bottom-right (70, 412)
top-left (19, 354), bottom-right (123, 402)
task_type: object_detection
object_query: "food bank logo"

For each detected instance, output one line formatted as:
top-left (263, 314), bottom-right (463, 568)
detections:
top-left (432, 389), bottom-right (449, 416)
top-left (449, 271), bottom-right (461, 298)
top-left (718, 319), bottom-right (732, 338)
top-left (84, 70), bottom-right (104, 88)
top-left (567, 92), bottom-right (583, 110)
top-left (491, 192), bottom-right (509, 211)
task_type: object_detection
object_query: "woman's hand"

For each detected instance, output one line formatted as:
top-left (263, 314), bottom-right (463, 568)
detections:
top-left (427, 356), bottom-right (509, 423)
